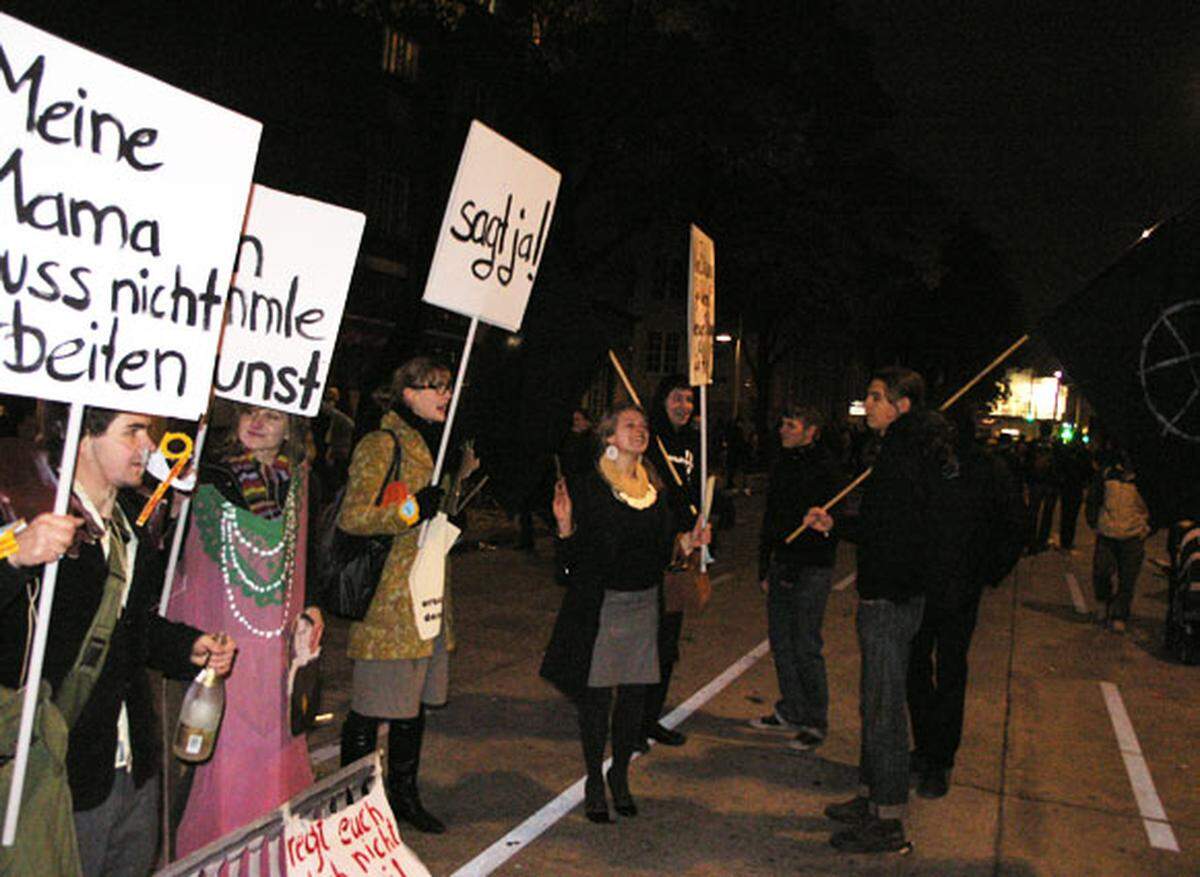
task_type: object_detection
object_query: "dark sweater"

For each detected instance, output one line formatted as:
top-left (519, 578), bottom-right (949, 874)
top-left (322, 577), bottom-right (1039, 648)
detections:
top-left (835, 411), bottom-right (948, 603)
top-left (0, 490), bottom-right (201, 810)
top-left (539, 469), bottom-right (676, 698)
top-left (758, 442), bottom-right (842, 579)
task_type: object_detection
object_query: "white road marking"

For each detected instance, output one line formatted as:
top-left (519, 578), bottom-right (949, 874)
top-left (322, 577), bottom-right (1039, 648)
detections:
top-left (1099, 682), bottom-right (1179, 852)
top-left (449, 639), bottom-right (772, 877)
top-left (834, 572), bottom-right (856, 592)
top-left (1065, 572), bottom-right (1089, 614)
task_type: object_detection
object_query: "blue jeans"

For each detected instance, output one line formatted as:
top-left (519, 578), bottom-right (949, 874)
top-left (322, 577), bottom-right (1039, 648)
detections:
top-left (857, 596), bottom-right (925, 807)
top-left (766, 565), bottom-right (833, 733)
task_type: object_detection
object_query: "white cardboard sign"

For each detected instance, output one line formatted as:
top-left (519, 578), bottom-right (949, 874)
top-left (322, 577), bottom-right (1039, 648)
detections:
top-left (688, 224), bottom-right (715, 386)
top-left (214, 185), bottom-right (365, 416)
top-left (283, 773), bottom-right (431, 877)
top-left (422, 120), bottom-right (560, 332)
top-left (0, 14), bottom-right (261, 419)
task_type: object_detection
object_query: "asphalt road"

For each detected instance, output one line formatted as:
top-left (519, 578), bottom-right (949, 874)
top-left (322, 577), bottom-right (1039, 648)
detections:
top-left (303, 483), bottom-right (1199, 876)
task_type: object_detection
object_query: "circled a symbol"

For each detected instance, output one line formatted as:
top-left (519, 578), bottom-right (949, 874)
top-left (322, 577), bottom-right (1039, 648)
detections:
top-left (1139, 299), bottom-right (1200, 443)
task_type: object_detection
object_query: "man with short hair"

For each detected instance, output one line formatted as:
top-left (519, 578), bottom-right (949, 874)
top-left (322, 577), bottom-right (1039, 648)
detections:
top-left (750, 405), bottom-right (841, 751)
top-left (1, 406), bottom-right (235, 877)
top-left (806, 366), bottom-right (943, 854)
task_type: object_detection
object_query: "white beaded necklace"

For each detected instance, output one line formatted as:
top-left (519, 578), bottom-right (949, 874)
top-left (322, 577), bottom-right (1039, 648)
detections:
top-left (216, 499), bottom-right (298, 639)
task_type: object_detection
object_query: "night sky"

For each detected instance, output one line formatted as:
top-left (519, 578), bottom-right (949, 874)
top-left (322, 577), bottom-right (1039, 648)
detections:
top-left (846, 1), bottom-right (1200, 322)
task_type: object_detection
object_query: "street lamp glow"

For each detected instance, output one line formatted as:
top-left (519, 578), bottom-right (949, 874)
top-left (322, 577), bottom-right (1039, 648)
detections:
top-left (715, 333), bottom-right (733, 343)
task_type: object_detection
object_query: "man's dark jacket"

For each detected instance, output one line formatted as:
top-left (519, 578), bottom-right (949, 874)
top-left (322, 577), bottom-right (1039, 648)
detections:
top-left (0, 490), bottom-right (201, 811)
top-left (836, 410), bottom-right (948, 603)
top-left (758, 442), bottom-right (842, 580)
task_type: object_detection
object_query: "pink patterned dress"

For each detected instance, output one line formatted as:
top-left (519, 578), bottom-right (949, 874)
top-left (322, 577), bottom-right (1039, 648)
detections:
top-left (167, 465), bottom-right (313, 856)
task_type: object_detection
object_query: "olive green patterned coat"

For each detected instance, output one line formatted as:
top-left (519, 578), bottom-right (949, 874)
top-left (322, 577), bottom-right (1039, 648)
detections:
top-left (339, 410), bottom-right (455, 660)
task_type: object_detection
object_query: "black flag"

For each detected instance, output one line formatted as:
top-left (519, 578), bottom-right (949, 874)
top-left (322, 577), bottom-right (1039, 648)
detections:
top-left (1044, 202), bottom-right (1200, 523)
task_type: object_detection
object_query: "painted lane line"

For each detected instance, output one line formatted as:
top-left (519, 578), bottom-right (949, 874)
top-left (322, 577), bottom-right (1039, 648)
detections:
top-left (449, 639), bottom-right (772, 877)
top-left (1099, 682), bottom-right (1179, 852)
top-left (1065, 572), bottom-right (1088, 614)
top-left (834, 572), bottom-right (856, 592)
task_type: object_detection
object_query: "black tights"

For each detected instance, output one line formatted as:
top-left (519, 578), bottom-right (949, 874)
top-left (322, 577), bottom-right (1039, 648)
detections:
top-left (578, 684), bottom-right (647, 785)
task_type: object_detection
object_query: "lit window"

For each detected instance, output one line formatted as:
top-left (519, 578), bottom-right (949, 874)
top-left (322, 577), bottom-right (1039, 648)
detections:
top-left (645, 331), bottom-right (682, 374)
top-left (382, 28), bottom-right (420, 81)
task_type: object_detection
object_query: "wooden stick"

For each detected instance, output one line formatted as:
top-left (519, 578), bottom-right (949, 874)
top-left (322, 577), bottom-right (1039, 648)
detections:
top-left (4, 403), bottom-right (83, 846)
top-left (783, 333), bottom-right (1030, 545)
top-left (607, 350), bottom-right (699, 515)
top-left (698, 382), bottom-right (709, 573)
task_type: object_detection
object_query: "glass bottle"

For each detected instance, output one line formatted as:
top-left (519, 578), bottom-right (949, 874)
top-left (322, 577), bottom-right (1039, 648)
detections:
top-left (173, 666), bottom-right (225, 763)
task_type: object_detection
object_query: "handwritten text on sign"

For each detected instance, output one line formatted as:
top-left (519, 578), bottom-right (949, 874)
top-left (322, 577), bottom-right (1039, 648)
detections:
top-left (284, 779), bottom-right (431, 877)
top-left (688, 224), bottom-right (715, 386)
top-left (214, 186), bottom-right (364, 416)
top-left (423, 120), bottom-right (560, 332)
top-left (0, 14), bottom-right (260, 419)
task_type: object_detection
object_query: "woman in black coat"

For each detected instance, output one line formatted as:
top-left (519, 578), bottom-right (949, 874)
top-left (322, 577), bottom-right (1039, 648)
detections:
top-left (540, 403), bottom-right (707, 823)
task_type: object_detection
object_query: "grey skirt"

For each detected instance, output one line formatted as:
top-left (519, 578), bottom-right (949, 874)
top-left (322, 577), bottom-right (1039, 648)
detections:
top-left (588, 588), bottom-right (660, 687)
top-left (351, 634), bottom-right (449, 719)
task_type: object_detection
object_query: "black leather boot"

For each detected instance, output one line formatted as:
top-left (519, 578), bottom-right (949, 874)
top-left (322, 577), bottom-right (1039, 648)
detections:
top-left (387, 709), bottom-right (446, 834)
top-left (340, 710), bottom-right (379, 767)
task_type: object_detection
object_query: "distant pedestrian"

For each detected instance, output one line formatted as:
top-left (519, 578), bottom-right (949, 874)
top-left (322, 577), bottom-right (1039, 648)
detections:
top-left (1055, 437), bottom-right (1092, 551)
top-left (805, 366), bottom-right (942, 855)
top-left (1024, 425), bottom-right (1058, 553)
top-left (749, 404), bottom-right (841, 751)
top-left (1086, 449), bottom-right (1150, 632)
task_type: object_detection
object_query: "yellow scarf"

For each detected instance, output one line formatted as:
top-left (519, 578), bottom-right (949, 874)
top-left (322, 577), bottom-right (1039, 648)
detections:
top-left (599, 455), bottom-right (657, 510)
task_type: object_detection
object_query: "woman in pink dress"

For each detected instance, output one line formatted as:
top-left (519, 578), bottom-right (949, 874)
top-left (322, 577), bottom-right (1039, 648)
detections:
top-left (168, 403), bottom-right (325, 856)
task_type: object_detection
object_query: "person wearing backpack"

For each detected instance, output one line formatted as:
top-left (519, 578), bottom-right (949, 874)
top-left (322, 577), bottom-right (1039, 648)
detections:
top-left (1086, 447), bottom-right (1151, 632)
top-left (336, 356), bottom-right (457, 834)
top-left (1, 406), bottom-right (235, 877)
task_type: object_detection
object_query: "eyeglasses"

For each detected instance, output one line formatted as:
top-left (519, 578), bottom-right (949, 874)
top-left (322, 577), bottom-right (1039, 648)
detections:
top-left (410, 382), bottom-right (452, 394)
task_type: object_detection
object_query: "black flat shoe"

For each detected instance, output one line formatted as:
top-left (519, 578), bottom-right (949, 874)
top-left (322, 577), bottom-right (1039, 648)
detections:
top-left (632, 737), bottom-right (651, 754)
top-left (606, 767), bottom-right (638, 817)
top-left (646, 723), bottom-right (686, 746)
top-left (584, 778), bottom-right (611, 824)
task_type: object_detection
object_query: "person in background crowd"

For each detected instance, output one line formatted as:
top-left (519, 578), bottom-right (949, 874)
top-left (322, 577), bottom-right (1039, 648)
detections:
top-left (1024, 423), bottom-right (1058, 553)
top-left (560, 408), bottom-right (595, 478)
top-left (313, 387), bottom-right (356, 495)
top-left (167, 401), bottom-right (324, 856)
top-left (541, 403), bottom-right (709, 823)
top-left (1, 406), bottom-right (235, 877)
top-left (643, 375), bottom-right (701, 751)
top-left (1055, 435), bottom-right (1093, 552)
top-left (1086, 447), bottom-right (1151, 633)
top-left (337, 356), bottom-right (457, 833)
top-left (906, 407), bottom-right (1024, 799)
top-left (749, 404), bottom-right (842, 752)
top-left (805, 367), bottom-right (942, 855)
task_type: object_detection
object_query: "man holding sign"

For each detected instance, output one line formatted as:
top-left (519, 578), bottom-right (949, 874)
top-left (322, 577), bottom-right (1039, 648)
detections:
top-left (0, 407), bottom-right (235, 876)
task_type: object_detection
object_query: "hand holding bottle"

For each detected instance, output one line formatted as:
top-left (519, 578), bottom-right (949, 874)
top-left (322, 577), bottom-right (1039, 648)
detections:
top-left (191, 632), bottom-right (236, 676)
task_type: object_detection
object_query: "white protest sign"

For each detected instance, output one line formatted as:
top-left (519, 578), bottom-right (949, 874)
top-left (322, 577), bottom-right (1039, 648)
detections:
top-left (422, 120), bottom-right (560, 332)
top-left (284, 774), bottom-right (431, 877)
top-left (0, 14), bottom-right (261, 419)
top-left (688, 224), bottom-right (715, 386)
top-left (214, 185), bottom-right (364, 416)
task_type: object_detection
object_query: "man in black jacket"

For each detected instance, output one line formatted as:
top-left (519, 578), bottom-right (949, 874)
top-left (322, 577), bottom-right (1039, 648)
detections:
top-left (806, 367), bottom-right (940, 855)
top-left (749, 404), bottom-right (841, 751)
top-left (639, 374), bottom-right (701, 750)
top-left (1, 407), bottom-right (235, 877)
top-left (907, 411), bottom-right (1024, 799)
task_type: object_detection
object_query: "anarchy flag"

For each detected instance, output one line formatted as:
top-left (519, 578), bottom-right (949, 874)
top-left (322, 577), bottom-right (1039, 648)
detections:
top-left (1044, 202), bottom-right (1200, 523)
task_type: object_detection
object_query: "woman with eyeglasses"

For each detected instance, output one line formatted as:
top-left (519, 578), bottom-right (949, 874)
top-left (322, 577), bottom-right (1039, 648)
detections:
top-left (540, 402), bottom-right (709, 824)
top-left (336, 356), bottom-right (457, 833)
